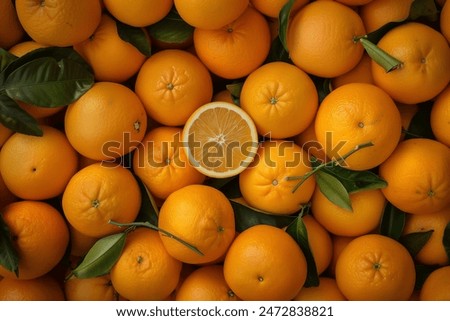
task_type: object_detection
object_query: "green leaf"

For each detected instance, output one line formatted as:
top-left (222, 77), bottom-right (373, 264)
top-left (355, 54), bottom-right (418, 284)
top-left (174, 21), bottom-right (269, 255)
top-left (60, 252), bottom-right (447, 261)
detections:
top-left (286, 215), bottom-right (319, 287)
top-left (135, 178), bottom-right (159, 226)
top-left (205, 176), bottom-right (241, 199)
top-left (409, 0), bottom-right (439, 21)
top-left (278, 0), bottom-right (297, 51)
top-left (321, 166), bottom-right (387, 194)
top-left (316, 170), bottom-right (352, 211)
top-left (0, 48), bottom-right (18, 73)
top-left (230, 199), bottom-right (297, 232)
top-left (147, 9), bottom-right (193, 48)
top-left (3, 56), bottom-right (94, 107)
top-left (117, 20), bottom-right (151, 57)
top-left (379, 202), bottom-right (405, 240)
top-left (0, 213), bottom-right (19, 277)
top-left (226, 82), bottom-right (244, 101)
top-left (311, 75), bottom-right (331, 103)
top-left (266, 37), bottom-right (291, 63)
top-left (400, 230), bottom-right (434, 258)
top-left (414, 264), bottom-right (440, 290)
top-left (68, 232), bottom-right (127, 279)
top-left (443, 222), bottom-right (450, 263)
top-left (403, 104), bottom-right (435, 140)
top-left (359, 37), bottom-right (402, 72)
top-left (0, 94), bottom-right (42, 135)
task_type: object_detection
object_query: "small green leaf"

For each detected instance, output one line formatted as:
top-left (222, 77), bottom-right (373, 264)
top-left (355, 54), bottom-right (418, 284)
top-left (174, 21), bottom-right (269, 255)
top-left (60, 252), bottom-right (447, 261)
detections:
top-left (116, 20), bottom-right (151, 57)
top-left (226, 82), bottom-right (244, 104)
top-left (147, 9), bottom-right (193, 48)
top-left (321, 166), bottom-right (387, 194)
top-left (286, 215), bottom-right (319, 287)
top-left (0, 48), bottom-right (18, 74)
top-left (0, 213), bottom-right (19, 277)
top-left (316, 170), bottom-right (352, 211)
top-left (205, 176), bottom-right (241, 199)
top-left (230, 199), bottom-right (297, 232)
top-left (69, 232), bottom-right (127, 279)
top-left (443, 222), bottom-right (450, 263)
top-left (4, 57), bottom-right (94, 107)
top-left (409, 0), bottom-right (439, 21)
top-left (278, 0), bottom-right (297, 51)
top-left (311, 75), bottom-right (331, 103)
top-left (135, 178), bottom-right (159, 226)
top-left (266, 37), bottom-right (291, 63)
top-left (379, 202), bottom-right (405, 240)
top-left (359, 37), bottom-right (402, 72)
top-left (0, 94), bottom-right (42, 136)
top-left (400, 230), bottom-right (434, 258)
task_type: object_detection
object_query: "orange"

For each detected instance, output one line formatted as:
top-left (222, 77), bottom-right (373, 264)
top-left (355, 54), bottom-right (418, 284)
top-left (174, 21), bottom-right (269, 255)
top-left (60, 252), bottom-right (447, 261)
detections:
top-left (158, 184), bottom-right (235, 265)
top-left (110, 228), bottom-right (182, 301)
top-left (287, 1), bottom-right (366, 78)
top-left (335, 234), bottom-right (416, 300)
top-left (193, 6), bottom-right (271, 80)
top-left (0, 125), bottom-right (78, 200)
top-left (359, 0), bottom-right (414, 33)
top-left (402, 207), bottom-right (450, 266)
top-left (314, 83), bottom-right (402, 170)
top-left (240, 61), bottom-right (318, 139)
top-left (65, 274), bottom-right (117, 301)
top-left (420, 266), bottom-right (450, 301)
top-left (133, 126), bottom-right (205, 200)
top-left (182, 101), bottom-right (259, 179)
top-left (68, 225), bottom-right (99, 258)
top-left (239, 139), bottom-right (316, 215)
top-left (293, 276), bottom-right (346, 301)
top-left (302, 215), bottom-right (333, 275)
top-left (0, 0), bottom-right (25, 49)
top-left (223, 224), bottom-right (307, 301)
top-left (174, 0), bottom-right (249, 30)
top-left (430, 84), bottom-right (450, 147)
top-left (62, 162), bottom-right (141, 238)
top-left (379, 138), bottom-right (450, 215)
top-left (250, 0), bottom-right (309, 18)
top-left (135, 49), bottom-right (213, 126)
top-left (176, 265), bottom-right (239, 301)
top-left (74, 14), bottom-right (147, 83)
top-left (103, 0), bottom-right (173, 27)
top-left (331, 53), bottom-right (374, 89)
top-left (0, 201), bottom-right (69, 280)
top-left (311, 188), bottom-right (386, 237)
top-left (440, 0), bottom-right (450, 43)
top-left (372, 22), bottom-right (450, 104)
top-left (328, 234), bottom-right (355, 276)
top-left (15, 0), bottom-right (102, 47)
top-left (8, 40), bottom-right (47, 57)
top-left (65, 81), bottom-right (148, 161)
top-left (0, 274), bottom-right (65, 300)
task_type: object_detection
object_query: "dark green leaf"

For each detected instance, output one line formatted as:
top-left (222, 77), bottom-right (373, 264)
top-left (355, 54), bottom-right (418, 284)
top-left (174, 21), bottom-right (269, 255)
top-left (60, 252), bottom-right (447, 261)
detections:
top-left (379, 202), bottom-right (405, 240)
top-left (226, 82), bottom-right (244, 103)
top-left (400, 230), bottom-right (434, 258)
top-left (286, 215), bottom-right (319, 287)
top-left (321, 166), bottom-right (387, 194)
top-left (316, 170), bottom-right (352, 211)
top-left (147, 9), bottom-right (193, 48)
top-left (3, 57), bottom-right (94, 107)
top-left (311, 75), bottom-right (331, 103)
top-left (0, 94), bottom-right (42, 135)
top-left (278, 0), bottom-right (297, 51)
top-left (409, 0), bottom-right (439, 21)
top-left (230, 199), bottom-right (296, 232)
top-left (135, 178), bottom-right (159, 226)
top-left (403, 105), bottom-right (435, 140)
top-left (69, 232), bottom-right (126, 279)
top-left (117, 20), bottom-right (151, 57)
top-left (414, 264), bottom-right (440, 290)
top-left (0, 213), bottom-right (19, 277)
top-left (205, 176), bottom-right (241, 199)
top-left (443, 222), bottom-right (450, 263)
top-left (0, 48), bottom-right (18, 74)
top-left (266, 37), bottom-right (291, 63)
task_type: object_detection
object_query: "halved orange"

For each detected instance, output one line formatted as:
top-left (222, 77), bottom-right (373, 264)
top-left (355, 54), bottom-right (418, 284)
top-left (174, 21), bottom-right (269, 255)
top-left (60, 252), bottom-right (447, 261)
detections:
top-left (182, 101), bottom-right (259, 178)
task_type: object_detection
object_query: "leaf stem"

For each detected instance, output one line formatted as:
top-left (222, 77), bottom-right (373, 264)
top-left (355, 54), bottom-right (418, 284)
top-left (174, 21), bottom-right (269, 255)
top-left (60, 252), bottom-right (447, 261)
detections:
top-left (287, 141), bottom-right (374, 193)
top-left (108, 220), bottom-right (204, 256)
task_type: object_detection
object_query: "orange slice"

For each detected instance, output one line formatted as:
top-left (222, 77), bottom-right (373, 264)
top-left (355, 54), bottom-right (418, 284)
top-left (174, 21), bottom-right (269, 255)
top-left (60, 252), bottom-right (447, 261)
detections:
top-left (182, 101), bottom-right (259, 178)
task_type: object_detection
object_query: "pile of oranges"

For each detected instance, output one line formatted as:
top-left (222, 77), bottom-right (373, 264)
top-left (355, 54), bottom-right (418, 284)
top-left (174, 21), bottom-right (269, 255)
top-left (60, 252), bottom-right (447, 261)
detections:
top-left (1, 0), bottom-right (450, 301)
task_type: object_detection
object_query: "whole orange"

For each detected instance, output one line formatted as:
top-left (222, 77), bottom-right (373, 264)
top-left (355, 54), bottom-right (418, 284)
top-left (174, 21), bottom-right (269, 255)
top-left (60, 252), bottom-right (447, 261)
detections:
top-left (223, 224), bottom-right (307, 301)
top-left (0, 201), bottom-right (69, 280)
